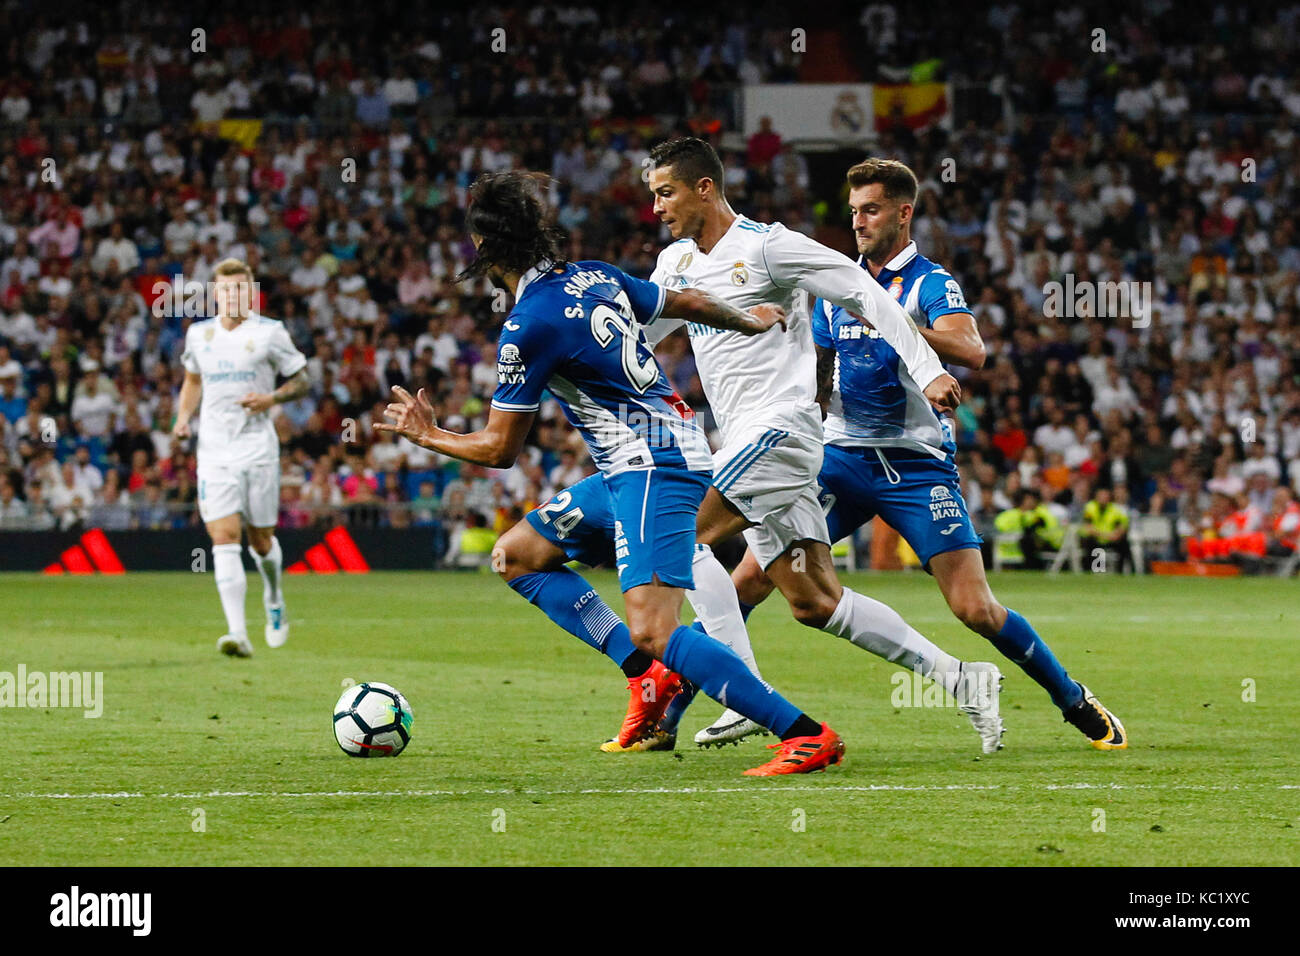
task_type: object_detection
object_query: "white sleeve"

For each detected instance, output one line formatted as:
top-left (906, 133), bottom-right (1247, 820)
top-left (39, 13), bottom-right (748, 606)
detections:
top-left (267, 324), bottom-right (307, 377)
top-left (180, 326), bottom-right (200, 374)
top-left (641, 259), bottom-right (685, 348)
top-left (763, 226), bottom-right (946, 389)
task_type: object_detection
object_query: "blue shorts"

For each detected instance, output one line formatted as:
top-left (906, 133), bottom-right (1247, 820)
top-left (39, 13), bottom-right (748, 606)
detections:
top-left (526, 473), bottom-right (617, 568)
top-left (818, 444), bottom-right (982, 570)
top-left (525, 468), bottom-right (710, 591)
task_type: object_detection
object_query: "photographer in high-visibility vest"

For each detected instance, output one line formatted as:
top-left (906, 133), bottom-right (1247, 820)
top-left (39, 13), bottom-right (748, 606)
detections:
top-left (1080, 486), bottom-right (1132, 573)
top-left (995, 489), bottom-right (1063, 570)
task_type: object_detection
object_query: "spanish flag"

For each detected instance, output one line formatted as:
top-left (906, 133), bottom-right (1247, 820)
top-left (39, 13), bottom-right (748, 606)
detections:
top-left (873, 83), bottom-right (950, 132)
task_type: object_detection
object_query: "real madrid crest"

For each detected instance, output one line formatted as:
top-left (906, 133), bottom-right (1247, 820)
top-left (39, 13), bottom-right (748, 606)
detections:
top-left (730, 261), bottom-right (749, 286)
top-left (204, 327), bottom-right (215, 341)
top-left (676, 252), bottom-right (693, 273)
top-left (245, 339), bottom-right (255, 352)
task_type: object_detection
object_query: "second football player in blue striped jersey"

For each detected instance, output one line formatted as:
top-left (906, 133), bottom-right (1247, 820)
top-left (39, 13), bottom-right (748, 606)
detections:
top-left (730, 158), bottom-right (1127, 750)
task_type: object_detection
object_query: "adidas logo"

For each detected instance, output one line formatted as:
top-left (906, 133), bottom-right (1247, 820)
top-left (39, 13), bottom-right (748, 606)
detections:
top-left (43, 528), bottom-right (126, 575)
top-left (286, 527), bottom-right (370, 574)
top-left (37, 526), bottom-right (371, 574)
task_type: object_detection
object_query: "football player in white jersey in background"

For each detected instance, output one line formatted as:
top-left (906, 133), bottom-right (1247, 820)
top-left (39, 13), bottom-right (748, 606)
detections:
top-left (173, 259), bottom-right (309, 657)
top-left (637, 138), bottom-right (1003, 751)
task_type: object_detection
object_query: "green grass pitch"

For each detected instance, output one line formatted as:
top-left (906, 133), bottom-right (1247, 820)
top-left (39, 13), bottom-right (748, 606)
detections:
top-left (2, 569), bottom-right (1295, 866)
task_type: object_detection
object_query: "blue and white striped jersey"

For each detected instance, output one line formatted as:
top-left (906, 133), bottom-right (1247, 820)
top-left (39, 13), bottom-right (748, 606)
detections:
top-left (491, 260), bottom-right (713, 476)
top-left (812, 242), bottom-right (971, 459)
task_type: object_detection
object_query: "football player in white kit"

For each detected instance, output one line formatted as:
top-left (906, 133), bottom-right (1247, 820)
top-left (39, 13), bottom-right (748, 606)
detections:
top-left (635, 139), bottom-right (1002, 749)
top-left (173, 259), bottom-right (309, 657)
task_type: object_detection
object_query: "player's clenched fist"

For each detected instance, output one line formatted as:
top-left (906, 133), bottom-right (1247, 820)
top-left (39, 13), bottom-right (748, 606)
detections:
top-left (375, 385), bottom-right (437, 444)
top-left (923, 372), bottom-right (961, 413)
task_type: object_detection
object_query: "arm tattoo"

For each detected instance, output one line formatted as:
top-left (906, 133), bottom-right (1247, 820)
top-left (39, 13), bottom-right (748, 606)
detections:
top-left (688, 290), bottom-right (767, 333)
top-left (273, 368), bottom-right (310, 404)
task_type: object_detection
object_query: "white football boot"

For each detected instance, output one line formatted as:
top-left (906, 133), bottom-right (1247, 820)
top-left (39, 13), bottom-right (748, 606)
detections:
top-left (694, 708), bottom-right (770, 748)
top-left (265, 603), bottom-right (289, 648)
top-left (217, 633), bottom-right (254, 658)
top-left (954, 661), bottom-right (1004, 753)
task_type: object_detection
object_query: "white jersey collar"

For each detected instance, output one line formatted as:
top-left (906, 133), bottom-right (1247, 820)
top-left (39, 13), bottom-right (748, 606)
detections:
top-left (515, 259), bottom-right (556, 300)
top-left (880, 240), bottom-right (919, 273)
top-left (217, 311), bottom-right (258, 331)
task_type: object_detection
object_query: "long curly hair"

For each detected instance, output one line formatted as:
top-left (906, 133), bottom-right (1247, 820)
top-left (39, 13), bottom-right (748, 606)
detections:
top-left (457, 171), bottom-right (569, 282)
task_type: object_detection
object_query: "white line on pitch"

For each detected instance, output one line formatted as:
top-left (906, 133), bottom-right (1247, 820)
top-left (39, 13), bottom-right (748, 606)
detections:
top-left (1, 783), bottom-right (1290, 800)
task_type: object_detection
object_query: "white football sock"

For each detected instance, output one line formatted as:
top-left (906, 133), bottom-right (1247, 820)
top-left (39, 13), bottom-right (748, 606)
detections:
top-left (687, 544), bottom-right (762, 678)
top-left (213, 543), bottom-right (248, 637)
top-left (824, 586), bottom-right (963, 695)
top-left (249, 536), bottom-right (283, 610)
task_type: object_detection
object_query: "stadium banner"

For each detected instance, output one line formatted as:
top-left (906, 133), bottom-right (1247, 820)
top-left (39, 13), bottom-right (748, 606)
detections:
top-left (0, 526), bottom-right (443, 573)
top-left (742, 82), bottom-right (952, 140)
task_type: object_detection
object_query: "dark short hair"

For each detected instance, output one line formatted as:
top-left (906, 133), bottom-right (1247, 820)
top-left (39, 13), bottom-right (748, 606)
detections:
top-left (459, 172), bottom-right (568, 281)
top-left (846, 157), bottom-right (919, 204)
top-left (649, 137), bottom-right (725, 195)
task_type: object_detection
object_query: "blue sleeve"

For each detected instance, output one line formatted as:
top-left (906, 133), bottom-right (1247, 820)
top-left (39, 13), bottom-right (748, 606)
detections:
top-left (611, 266), bottom-right (666, 325)
top-left (810, 297), bottom-right (834, 348)
top-left (917, 269), bottom-right (971, 326)
top-left (490, 313), bottom-right (558, 414)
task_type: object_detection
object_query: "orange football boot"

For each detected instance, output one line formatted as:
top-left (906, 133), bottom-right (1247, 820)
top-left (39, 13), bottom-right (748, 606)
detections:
top-left (742, 723), bottom-right (845, 776)
top-left (608, 660), bottom-right (682, 749)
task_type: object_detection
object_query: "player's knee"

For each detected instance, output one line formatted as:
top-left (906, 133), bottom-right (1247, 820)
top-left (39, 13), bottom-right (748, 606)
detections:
top-left (788, 591), bottom-right (838, 630)
top-left (491, 543), bottom-right (518, 581)
top-left (491, 529), bottom-right (531, 581)
top-left (953, 595), bottom-right (1001, 636)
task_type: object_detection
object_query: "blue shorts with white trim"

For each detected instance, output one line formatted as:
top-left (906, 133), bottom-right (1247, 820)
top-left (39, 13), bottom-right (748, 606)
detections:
top-left (818, 444), bottom-right (982, 569)
top-left (524, 468), bottom-right (711, 591)
top-left (607, 467), bottom-right (711, 591)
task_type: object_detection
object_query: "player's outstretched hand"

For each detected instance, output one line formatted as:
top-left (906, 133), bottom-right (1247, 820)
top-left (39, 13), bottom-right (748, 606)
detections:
top-left (924, 372), bottom-right (962, 413)
top-left (375, 385), bottom-right (437, 444)
top-left (171, 419), bottom-right (191, 440)
top-left (746, 303), bottom-right (787, 334)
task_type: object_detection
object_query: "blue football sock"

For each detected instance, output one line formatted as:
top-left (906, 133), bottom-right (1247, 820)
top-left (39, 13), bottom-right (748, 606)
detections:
top-left (661, 625), bottom-right (804, 737)
top-left (506, 569), bottom-right (637, 667)
top-left (678, 597), bottom-right (758, 727)
top-left (989, 607), bottom-right (1083, 710)
top-left (658, 679), bottom-right (698, 735)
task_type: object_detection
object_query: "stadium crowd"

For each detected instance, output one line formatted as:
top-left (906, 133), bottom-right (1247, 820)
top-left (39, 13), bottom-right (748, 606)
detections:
top-left (0, 1), bottom-right (1298, 568)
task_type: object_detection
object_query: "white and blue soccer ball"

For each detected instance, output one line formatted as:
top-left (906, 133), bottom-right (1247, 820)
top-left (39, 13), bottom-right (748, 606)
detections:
top-left (333, 682), bottom-right (413, 757)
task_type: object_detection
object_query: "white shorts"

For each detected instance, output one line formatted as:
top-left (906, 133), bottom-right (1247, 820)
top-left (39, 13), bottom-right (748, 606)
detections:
top-left (710, 421), bottom-right (830, 570)
top-left (198, 460), bottom-right (280, 527)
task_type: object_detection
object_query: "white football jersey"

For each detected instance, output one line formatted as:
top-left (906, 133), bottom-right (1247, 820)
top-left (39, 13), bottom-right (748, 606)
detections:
top-left (181, 314), bottom-right (307, 469)
top-left (647, 215), bottom-right (944, 442)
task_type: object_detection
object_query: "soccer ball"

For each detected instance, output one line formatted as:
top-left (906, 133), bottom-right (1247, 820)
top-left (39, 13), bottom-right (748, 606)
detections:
top-left (332, 682), bottom-right (413, 757)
